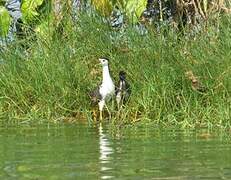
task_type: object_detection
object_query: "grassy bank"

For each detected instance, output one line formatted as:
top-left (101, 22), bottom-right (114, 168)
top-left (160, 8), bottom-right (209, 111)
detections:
top-left (0, 13), bottom-right (230, 128)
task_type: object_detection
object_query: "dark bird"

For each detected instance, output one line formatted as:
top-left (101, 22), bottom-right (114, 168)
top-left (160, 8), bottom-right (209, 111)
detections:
top-left (115, 71), bottom-right (131, 109)
top-left (89, 57), bottom-right (115, 120)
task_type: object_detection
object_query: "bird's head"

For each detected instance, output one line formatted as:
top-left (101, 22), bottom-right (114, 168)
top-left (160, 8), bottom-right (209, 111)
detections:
top-left (99, 57), bottom-right (109, 66)
top-left (119, 71), bottom-right (126, 81)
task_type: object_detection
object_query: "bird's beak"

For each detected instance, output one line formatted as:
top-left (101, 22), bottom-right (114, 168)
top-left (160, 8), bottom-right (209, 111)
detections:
top-left (98, 59), bottom-right (102, 63)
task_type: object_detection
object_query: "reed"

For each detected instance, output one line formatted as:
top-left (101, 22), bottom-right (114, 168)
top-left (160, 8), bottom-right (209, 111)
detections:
top-left (0, 11), bottom-right (230, 128)
top-left (175, 0), bottom-right (231, 20)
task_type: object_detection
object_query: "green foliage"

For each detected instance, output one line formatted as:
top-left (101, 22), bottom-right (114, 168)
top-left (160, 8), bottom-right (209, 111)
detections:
top-left (34, 18), bottom-right (52, 38)
top-left (21, 0), bottom-right (44, 23)
top-left (0, 6), bottom-right (11, 37)
top-left (0, 1), bottom-right (230, 127)
top-left (91, 0), bottom-right (147, 23)
top-left (0, 13), bottom-right (230, 128)
top-left (123, 0), bottom-right (147, 23)
top-left (0, 1), bottom-right (6, 6)
top-left (91, 0), bottom-right (113, 16)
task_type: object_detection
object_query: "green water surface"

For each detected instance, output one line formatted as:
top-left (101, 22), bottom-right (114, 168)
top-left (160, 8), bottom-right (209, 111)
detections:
top-left (0, 124), bottom-right (231, 179)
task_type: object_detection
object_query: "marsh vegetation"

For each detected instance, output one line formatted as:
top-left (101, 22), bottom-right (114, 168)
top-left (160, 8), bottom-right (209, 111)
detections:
top-left (0, 1), bottom-right (230, 128)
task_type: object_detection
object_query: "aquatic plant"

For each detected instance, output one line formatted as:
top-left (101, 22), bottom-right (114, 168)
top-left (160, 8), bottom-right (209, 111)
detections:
top-left (0, 6), bottom-right (11, 36)
top-left (0, 9), bottom-right (230, 128)
top-left (0, 1), bottom-right (230, 128)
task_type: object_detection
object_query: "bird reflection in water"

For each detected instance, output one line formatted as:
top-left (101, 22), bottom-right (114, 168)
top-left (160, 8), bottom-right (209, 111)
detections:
top-left (99, 123), bottom-right (114, 179)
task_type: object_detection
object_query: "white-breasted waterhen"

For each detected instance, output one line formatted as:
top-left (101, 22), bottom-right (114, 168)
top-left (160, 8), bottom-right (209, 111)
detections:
top-left (89, 57), bottom-right (115, 120)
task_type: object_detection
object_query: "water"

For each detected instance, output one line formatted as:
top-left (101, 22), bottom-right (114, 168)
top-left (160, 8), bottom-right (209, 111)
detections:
top-left (0, 123), bottom-right (231, 179)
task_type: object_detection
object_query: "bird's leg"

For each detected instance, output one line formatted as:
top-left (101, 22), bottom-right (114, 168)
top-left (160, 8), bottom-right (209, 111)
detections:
top-left (111, 97), bottom-right (115, 110)
top-left (116, 101), bottom-right (120, 111)
top-left (99, 110), bottom-right (103, 121)
top-left (105, 104), bottom-right (111, 119)
top-left (116, 93), bottom-right (122, 110)
top-left (98, 100), bottom-right (105, 121)
top-left (93, 109), bottom-right (97, 121)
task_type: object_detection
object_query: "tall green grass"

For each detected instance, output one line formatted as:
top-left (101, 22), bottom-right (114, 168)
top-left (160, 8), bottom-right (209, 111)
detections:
top-left (0, 13), bottom-right (230, 128)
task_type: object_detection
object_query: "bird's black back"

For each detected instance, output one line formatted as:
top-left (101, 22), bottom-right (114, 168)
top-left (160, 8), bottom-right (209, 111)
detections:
top-left (115, 71), bottom-right (131, 104)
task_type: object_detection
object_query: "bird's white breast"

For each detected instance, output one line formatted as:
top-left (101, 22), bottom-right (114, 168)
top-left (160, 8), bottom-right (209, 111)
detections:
top-left (100, 78), bottom-right (115, 100)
